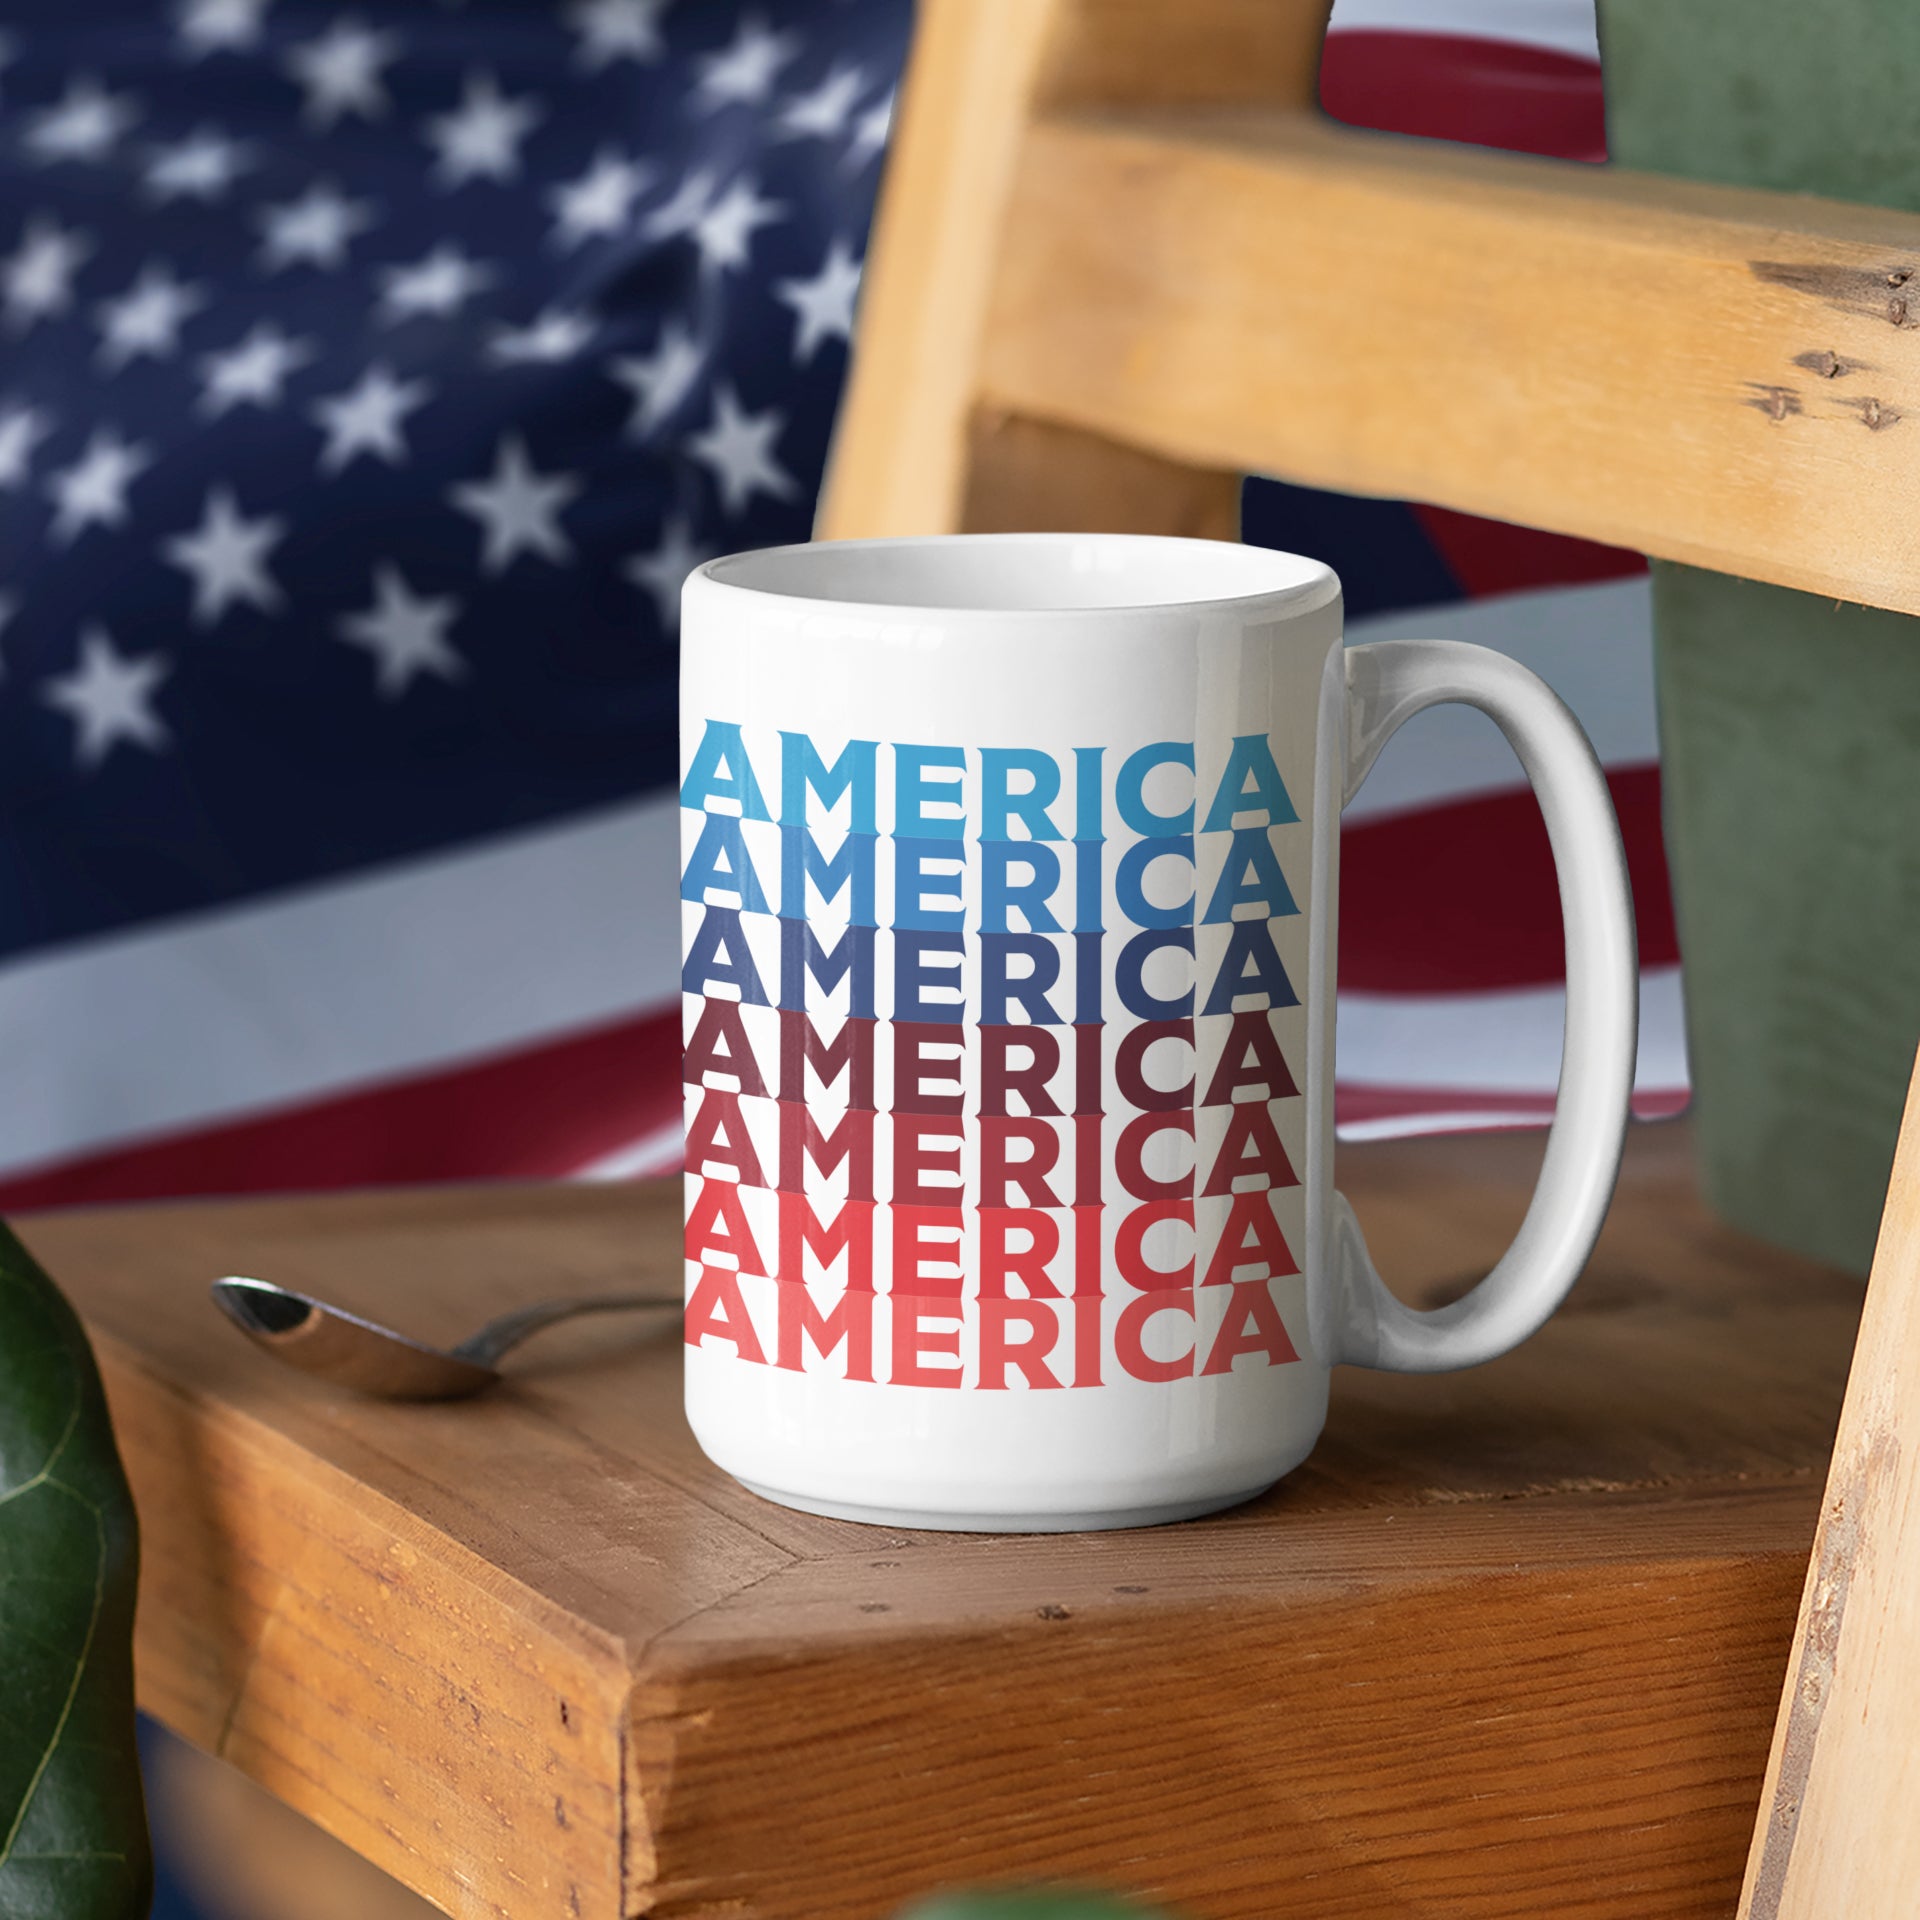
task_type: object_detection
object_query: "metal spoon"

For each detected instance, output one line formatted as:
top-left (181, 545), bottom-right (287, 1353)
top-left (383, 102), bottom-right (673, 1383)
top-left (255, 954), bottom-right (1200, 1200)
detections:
top-left (210, 1275), bottom-right (679, 1401)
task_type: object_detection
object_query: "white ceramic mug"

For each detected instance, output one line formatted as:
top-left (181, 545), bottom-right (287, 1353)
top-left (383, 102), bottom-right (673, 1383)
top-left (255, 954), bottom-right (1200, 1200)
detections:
top-left (678, 533), bottom-right (1636, 1531)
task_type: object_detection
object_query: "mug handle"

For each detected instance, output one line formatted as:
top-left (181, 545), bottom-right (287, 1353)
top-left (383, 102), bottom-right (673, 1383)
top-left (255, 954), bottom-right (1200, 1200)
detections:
top-left (1325, 638), bottom-right (1639, 1372)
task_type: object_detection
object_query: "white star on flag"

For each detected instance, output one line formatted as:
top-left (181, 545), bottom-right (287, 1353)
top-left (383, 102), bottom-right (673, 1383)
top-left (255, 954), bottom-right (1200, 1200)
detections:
top-left (640, 167), bottom-right (718, 242)
top-left (257, 182), bottom-right (376, 272)
top-left (379, 245), bottom-right (495, 322)
top-left (3, 217), bottom-right (92, 333)
top-left (163, 488), bottom-right (287, 624)
top-left (425, 73), bottom-right (543, 187)
top-left (311, 364), bottom-right (430, 472)
top-left (42, 628), bottom-right (172, 769)
top-left (687, 384), bottom-right (798, 514)
top-left (176, 0), bottom-right (271, 57)
top-left (96, 265), bottom-right (207, 369)
top-left (338, 566), bottom-right (465, 697)
top-left (286, 18), bottom-right (399, 126)
top-left (611, 319), bottom-right (704, 438)
top-left (694, 17), bottom-right (800, 111)
top-left (775, 238), bottom-right (861, 362)
top-left (550, 150), bottom-right (653, 248)
top-left (692, 175), bottom-right (783, 275)
top-left (198, 323), bottom-right (316, 415)
top-left (0, 400), bottom-right (54, 489)
top-left (488, 309), bottom-right (596, 366)
top-left (451, 436), bottom-right (581, 572)
top-left (144, 127), bottom-right (254, 203)
top-left (46, 428), bottom-right (152, 542)
top-left (849, 89), bottom-right (894, 169)
top-left (24, 78), bottom-right (139, 166)
top-left (776, 65), bottom-right (866, 140)
top-left (569, 0), bottom-right (669, 70)
top-left (627, 514), bottom-right (713, 631)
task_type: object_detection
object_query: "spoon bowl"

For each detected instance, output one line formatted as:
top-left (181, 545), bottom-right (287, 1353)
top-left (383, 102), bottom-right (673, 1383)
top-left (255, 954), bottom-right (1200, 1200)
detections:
top-left (211, 1276), bottom-right (678, 1401)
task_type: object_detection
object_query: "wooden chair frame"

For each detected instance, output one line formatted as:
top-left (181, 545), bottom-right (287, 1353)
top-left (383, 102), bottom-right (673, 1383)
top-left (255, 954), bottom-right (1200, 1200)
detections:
top-left (821, 0), bottom-right (1920, 615)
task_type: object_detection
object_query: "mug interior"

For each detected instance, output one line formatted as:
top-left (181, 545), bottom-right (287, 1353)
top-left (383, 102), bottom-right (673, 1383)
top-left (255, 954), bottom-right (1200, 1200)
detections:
top-left (702, 533), bottom-right (1335, 615)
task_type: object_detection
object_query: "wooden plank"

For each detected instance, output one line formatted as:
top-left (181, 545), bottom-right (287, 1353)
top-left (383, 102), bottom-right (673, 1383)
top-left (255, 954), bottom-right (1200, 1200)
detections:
top-left (1034, 0), bottom-right (1333, 111)
top-left (815, 1), bottom-right (1328, 542)
top-left (112, 1369), bottom-right (636, 1917)
top-left (981, 107), bottom-right (1920, 614)
top-left (959, 410), bottom-right (1241, 540)
top-left (641, 1509), bottom-right (1808, 1920)
top-left (812, 0), bottom-right (1064, 542)
top-left (1739, 1052), bottom-right (1920, 1919)
top-left (21, 1121), bottom-right (1867, 1919)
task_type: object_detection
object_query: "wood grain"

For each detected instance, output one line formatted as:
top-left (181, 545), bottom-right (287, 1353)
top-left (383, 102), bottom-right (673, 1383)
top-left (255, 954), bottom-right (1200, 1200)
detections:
top-left (1739, 1051), bottom-right (1920, 1919)
top-left (812, 0), bottom-right (1062, 544)
top-left (958, 411), bottom-right (1241, 542)
top-left (642, 1528), bottom-right (1806, 1920)
top-left (823, 0), bottom-right (1920, 613)
top-left (980, 107), bottom-right (1920, 613)
top-left (1033, 0), bottom-right (1333, 113)
top-left (24, 1121), bottom-right (1867, 1919)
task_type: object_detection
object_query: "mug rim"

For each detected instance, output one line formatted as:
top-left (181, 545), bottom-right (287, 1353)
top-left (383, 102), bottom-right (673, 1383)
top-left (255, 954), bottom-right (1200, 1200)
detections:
top-left (690, 532), bottom-right (1341, 624)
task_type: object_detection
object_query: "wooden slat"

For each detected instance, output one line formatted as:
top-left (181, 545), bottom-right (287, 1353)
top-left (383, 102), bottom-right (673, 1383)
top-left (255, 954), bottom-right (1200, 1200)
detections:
top-left (816, 0), bottom-right (1328, 542)
top-left (981, 108), bottom-right (1920, 613)
top-left (1033, 0), bottom-right (1332, 111)
top-left (812, 0), bottom-right (1064, 542)
top-left (958, 410), bottom-right (1241, 540)
top-left (639, 1501), bottom-right (1808, 1920)
top-left (1739, 1052), bottom-right (1920, 1919)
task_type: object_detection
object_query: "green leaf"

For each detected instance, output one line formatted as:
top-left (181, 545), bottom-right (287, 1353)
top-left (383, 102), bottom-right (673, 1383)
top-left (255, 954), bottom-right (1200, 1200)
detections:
top-left (0, 1219), bottom-right (151, 1919)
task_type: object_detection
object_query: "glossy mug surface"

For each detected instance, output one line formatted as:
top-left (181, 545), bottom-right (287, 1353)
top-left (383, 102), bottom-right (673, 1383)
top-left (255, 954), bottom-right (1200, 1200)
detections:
top-left (678, 534), bottom-right (1637, 1531)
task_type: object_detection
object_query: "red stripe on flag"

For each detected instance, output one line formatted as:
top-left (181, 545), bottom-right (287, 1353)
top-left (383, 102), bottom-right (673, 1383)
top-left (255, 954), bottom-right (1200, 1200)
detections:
top-left (1335, 1085), bottom-right (1689, 1130)
top-left (1412, 502), bottom-right (1648, 598)
top-left (0, 1003), bottom-right (683, 1212)
top-left (1319, 28), bottom-right (1608, 161)
top-left (1340, 763), bottom-right (1676, 993)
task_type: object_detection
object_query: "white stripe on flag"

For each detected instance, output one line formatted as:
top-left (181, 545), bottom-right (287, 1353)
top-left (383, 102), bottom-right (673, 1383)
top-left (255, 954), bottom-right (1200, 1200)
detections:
top-left (0, 793), bottom-right (683, 1174)
top-left (1327, 0), bottom-right (1601, 62)
top-left (0, 572), bottom-right (1664, 1178)
top-left (1342, 577), bottom-right (1656, 822)
top-left (1337, 964), bottom-right (1688, 1097)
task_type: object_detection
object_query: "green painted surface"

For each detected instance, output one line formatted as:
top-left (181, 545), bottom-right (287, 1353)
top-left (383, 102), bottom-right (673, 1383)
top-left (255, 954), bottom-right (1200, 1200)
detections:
top-left (1600, 1), bottom-right (1920, 211)
top-left (1601, 0), bottom-right (1920, 1272)
top-left (1648, 574), bottom-right (1920, 1270)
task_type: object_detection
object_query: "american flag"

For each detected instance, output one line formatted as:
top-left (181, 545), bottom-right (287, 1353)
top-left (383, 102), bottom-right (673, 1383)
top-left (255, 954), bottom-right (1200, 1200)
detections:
top-left (0, 0), bottom-right (909, 1209)
top-left (0, 0), bottom-right (1678, 1221)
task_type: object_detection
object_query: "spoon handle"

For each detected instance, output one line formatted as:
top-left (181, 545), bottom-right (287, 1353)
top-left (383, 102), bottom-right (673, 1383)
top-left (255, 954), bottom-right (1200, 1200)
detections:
top-left (450, 1290), bottom-right (680, 1367)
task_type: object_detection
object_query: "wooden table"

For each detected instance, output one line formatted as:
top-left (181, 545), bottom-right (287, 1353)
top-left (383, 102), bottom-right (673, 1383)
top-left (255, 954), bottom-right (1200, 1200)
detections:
top-left (36, 1120), bottom-right (1860, 1920)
